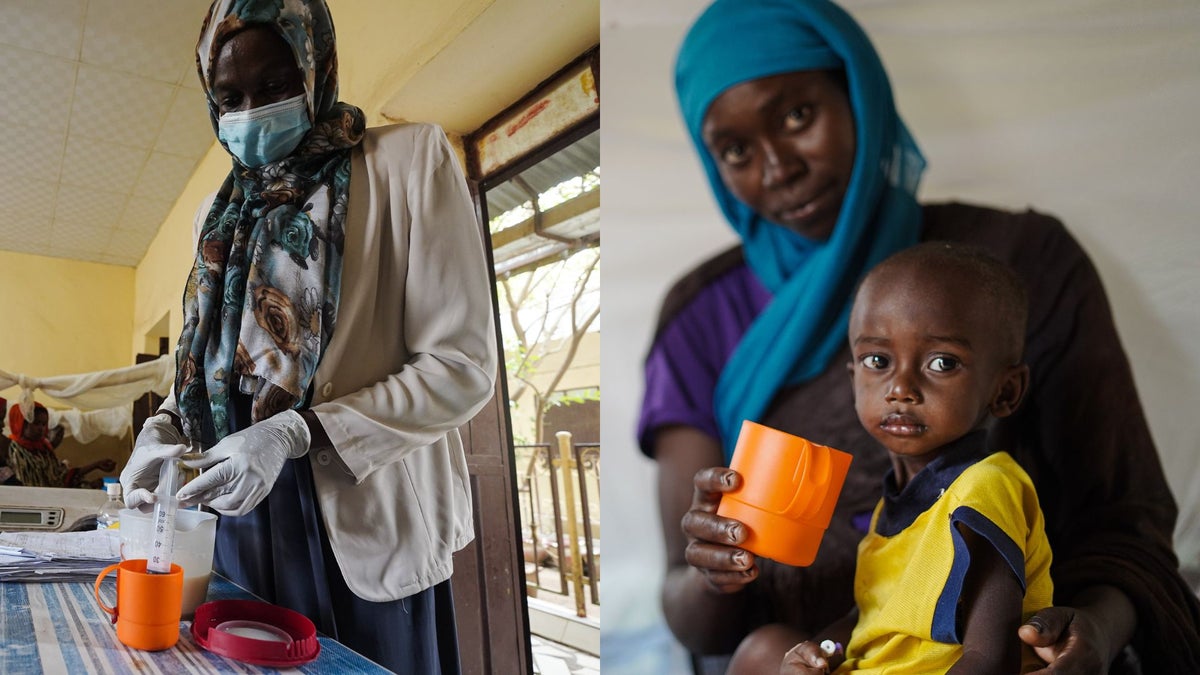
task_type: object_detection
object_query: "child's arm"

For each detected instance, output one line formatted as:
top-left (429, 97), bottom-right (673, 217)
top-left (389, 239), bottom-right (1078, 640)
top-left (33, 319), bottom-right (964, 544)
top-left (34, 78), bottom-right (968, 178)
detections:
top-left (947, 525), bottom-right (1025, 675)
top-left (780, 607), bottom-right (857, 674)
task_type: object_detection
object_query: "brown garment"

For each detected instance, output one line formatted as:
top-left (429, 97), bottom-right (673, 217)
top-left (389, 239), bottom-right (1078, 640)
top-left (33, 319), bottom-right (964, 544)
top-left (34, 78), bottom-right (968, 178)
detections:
top-left (651, 202), bottom-right (1200, 672)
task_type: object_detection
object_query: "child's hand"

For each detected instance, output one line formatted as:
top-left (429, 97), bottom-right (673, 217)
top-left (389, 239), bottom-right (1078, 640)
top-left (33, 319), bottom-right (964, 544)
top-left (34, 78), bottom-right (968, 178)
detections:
top-left (781, 639), bottom-right (843, 674)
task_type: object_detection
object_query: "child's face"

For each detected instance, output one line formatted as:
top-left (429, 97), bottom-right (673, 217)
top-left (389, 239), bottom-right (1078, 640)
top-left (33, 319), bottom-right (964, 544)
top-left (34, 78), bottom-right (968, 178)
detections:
top-left (21, 409), bottom-right (49, 442)
top-left (847, 265), bottom-right (1019, 465)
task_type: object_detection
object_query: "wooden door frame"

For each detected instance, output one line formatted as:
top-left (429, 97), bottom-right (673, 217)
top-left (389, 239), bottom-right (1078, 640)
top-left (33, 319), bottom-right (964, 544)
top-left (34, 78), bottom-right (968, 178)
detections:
top-left (452, 216), bottom-right (534, 674)
top-left (452, 45), bottom-right (599, 675)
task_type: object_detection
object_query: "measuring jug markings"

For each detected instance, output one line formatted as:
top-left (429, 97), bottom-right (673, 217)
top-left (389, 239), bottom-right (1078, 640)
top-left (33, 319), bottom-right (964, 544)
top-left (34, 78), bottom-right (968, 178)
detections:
top-left (119, 508), bottom-right (217, 619)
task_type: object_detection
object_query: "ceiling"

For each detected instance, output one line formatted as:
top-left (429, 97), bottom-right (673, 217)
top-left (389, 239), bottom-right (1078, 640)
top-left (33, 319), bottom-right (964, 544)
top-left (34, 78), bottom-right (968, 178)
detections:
top-left (0, 0), bottom-right (599, 268)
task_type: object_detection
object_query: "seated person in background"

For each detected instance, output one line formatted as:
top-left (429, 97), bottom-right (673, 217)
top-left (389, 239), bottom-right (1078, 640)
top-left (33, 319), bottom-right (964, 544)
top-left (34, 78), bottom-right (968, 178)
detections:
top-left (6, 402), bottom-right (116, 488)
top-left (0, 397), bottom-right (17, 485)
top-left (782, 243), bottom-right (1052, 674)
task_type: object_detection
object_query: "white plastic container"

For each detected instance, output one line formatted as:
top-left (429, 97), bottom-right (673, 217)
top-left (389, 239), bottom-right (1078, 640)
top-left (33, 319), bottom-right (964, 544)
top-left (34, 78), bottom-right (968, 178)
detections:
top-left (119, 507), bottom-right (217, 619)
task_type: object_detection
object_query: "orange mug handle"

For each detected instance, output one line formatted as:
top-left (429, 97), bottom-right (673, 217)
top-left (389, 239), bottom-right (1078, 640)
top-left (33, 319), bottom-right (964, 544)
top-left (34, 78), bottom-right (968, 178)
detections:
top-left (94, 562), bottom-right (121, 624)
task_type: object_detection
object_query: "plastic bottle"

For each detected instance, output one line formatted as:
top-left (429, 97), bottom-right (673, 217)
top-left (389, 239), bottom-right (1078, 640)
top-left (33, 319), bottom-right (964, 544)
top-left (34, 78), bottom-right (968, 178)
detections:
top-left (97, 482), bottom-right (123, 530)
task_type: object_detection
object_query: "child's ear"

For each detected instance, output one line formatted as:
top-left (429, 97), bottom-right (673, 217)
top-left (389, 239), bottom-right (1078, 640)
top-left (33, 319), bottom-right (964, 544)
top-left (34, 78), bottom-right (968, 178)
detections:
top-left (989, 363), bottom-right (1030, 418)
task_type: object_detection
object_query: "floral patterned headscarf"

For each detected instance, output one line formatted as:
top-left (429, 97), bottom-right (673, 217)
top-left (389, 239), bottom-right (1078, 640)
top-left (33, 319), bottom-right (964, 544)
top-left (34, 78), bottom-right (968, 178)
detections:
top-left (176, 0), bottom-right (366, 446)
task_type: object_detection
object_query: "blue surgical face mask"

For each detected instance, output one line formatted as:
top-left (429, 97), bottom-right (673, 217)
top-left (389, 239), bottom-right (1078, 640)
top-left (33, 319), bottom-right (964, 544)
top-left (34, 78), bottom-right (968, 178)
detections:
top-left (217, 94), bottom-right (311, 168)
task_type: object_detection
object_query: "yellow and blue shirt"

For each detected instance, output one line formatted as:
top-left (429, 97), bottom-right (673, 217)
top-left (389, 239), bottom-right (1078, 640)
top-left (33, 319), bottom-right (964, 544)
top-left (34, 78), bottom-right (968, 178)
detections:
top-left (836, 432), bottom-right (1053, 673)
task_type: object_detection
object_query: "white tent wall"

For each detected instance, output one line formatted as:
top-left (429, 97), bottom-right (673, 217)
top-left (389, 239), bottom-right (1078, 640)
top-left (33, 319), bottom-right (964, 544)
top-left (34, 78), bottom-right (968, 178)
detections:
top-left (600, 1), bottom-right (1200, 671)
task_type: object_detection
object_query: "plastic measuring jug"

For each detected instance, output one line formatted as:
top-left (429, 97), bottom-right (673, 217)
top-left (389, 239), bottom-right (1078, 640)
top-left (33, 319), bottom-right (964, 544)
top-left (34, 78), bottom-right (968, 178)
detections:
top-left (120, 506), bottom-right (217, 619)
top-left (716, 420), bottom-right (852, 566)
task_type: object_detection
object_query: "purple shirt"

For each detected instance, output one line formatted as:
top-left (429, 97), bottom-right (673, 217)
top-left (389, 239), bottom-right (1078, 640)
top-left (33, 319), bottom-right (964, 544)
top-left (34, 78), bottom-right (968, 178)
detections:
top-left (638, 262), bottom-right (772, 455)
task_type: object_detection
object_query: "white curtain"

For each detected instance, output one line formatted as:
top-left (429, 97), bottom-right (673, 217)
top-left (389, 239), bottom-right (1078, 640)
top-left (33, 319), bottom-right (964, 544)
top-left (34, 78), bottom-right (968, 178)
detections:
top-left (0, 355), bottom-right (174, 443)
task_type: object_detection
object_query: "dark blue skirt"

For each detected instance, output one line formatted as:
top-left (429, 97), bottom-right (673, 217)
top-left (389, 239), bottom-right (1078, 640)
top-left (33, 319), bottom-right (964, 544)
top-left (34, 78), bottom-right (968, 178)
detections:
top-left (212, 456), bottom-right (461, 674)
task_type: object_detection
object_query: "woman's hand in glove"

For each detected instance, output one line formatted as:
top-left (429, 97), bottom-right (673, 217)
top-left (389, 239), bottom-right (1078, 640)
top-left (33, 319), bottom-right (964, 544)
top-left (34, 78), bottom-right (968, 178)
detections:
top-left (120, 413), bottom-right (190, 509)
top-left (176, 410), bottom-right (311, 516)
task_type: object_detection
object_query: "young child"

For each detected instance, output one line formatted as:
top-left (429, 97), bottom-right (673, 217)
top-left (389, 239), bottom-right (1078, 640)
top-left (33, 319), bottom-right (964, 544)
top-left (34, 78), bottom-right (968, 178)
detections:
top-left (782, 242), bottom-right (1053, 674)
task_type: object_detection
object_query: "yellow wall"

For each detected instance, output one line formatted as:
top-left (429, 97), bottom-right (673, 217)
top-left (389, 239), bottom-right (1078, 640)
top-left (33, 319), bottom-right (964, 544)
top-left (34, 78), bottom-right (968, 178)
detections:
top-left (132, 143), bottom-right (231, 359)
top-left (0, 250), bottom-right (134, 386)
top-left (0, 250), bottom-right (135, 479)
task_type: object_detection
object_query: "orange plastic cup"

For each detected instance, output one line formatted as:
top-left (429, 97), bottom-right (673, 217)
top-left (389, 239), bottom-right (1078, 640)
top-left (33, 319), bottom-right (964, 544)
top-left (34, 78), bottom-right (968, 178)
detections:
top-left (716, 421), bottom-right (853, 566)
top-left (93, 559), bottom-right (184, 651)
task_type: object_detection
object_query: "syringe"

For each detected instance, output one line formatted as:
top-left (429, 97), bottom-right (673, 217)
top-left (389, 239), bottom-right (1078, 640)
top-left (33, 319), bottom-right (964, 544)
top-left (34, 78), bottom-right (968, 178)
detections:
top-left (147, 457), bottom-right (181, 574)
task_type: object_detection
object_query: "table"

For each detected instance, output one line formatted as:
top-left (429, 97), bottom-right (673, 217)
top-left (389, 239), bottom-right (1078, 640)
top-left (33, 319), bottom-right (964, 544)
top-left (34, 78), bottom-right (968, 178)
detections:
top-left (0, 574), bottom-right (392, 674)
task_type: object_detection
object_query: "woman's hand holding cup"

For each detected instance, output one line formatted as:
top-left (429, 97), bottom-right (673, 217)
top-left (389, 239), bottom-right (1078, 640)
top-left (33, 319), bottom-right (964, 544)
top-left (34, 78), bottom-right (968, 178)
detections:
top-left (682, 466), bottom-right (759, 593)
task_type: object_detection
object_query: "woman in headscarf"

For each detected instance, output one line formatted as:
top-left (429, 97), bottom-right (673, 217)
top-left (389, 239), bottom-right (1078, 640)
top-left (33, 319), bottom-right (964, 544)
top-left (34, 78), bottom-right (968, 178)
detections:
top-left (5, 402), bottom-right (115, 487)
top-left (640, 0), bottom-right (1200, 673)
top-left (119, 1), bottom-right (497, 672)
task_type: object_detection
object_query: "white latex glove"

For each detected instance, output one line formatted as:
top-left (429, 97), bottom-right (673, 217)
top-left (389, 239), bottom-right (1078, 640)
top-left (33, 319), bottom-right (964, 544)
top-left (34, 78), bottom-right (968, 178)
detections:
top-left (177, 409), bottom-right (311, 516)
top-left (120, 413), bottom-right (190, 509)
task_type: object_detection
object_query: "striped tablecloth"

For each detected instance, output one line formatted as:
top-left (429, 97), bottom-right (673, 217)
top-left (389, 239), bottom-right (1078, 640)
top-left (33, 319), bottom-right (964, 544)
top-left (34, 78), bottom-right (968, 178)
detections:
top-left (0, 574), bottom-right (391, 674)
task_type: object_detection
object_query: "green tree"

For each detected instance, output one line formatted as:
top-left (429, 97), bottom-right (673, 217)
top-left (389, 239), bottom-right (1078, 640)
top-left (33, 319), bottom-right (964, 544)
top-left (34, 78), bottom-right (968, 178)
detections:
top-left (499, 247), bottom-right (599, 444)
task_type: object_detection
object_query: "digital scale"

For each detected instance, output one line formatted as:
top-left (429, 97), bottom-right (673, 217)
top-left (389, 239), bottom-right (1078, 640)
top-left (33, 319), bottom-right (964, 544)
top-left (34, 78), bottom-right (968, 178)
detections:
top-left (0, 485), bottom-right (109, 532)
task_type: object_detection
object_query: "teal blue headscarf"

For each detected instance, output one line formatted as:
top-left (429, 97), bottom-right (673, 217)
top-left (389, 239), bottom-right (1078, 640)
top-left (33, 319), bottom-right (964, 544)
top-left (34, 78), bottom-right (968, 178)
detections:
top-left (676, 0), bottom-right (926, 460)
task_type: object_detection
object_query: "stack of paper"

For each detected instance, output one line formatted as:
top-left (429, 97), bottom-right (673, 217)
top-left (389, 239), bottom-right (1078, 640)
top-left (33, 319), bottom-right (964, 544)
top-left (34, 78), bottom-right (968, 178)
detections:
top-left (0, 529), bottom-right (121, 582)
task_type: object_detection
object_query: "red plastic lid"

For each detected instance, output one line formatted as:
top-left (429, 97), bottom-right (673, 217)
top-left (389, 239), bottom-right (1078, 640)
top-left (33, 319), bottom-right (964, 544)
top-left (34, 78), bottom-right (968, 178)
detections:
top-left (191, 599), bottom-right (320, 667)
